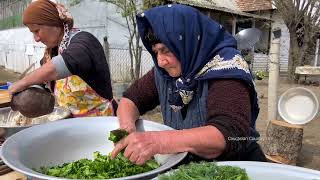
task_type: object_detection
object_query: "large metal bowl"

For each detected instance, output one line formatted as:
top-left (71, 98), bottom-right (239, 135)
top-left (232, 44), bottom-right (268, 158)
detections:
top-left (0, 116), bottom-right (188, 180)
top-left (278, 87), bottom-right (319, 125)
top-left (0, 106), bottom-right (71, 137)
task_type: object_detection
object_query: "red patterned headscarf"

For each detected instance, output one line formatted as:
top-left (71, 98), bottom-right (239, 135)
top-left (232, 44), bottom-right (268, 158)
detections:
top-left (23, 0), bottom-right (73, 29)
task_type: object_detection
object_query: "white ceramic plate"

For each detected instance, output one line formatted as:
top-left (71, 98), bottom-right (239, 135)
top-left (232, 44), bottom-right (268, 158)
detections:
top-left (154, 161), bottom-right (320, 180)
top-left (0, 116), bottom-right (187, 180)
top-left (218, 161), bottom-right (320, 180)
top-left (278, 87), bottom-right (319, 124)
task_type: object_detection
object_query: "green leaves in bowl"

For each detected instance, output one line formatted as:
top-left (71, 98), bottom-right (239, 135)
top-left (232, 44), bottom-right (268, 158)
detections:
top-left (158, 161), bottom-right (249, 180)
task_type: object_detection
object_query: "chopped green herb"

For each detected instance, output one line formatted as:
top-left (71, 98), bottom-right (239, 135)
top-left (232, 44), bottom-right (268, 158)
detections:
top-left (39, 152), bottom-right (159, 179)
top-left (38, 130), bottom-right (159, 179)
top-left (158, 161), bottom-right (250, 180)
top-left (108, 129), bottom-right (129, 143)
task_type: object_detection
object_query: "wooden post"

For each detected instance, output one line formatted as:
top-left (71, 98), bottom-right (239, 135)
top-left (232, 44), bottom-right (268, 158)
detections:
top-left (314, 38), bottom-right (319, 66)
top-left (263, 120), bottom-right (303, 165)
top-left (232, 17), bottom-right (236, 36)
top-left (268, 38), bottom-right (280, 122)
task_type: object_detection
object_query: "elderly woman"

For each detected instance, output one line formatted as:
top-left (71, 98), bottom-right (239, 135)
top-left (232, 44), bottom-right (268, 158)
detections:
top-left (112, 4), bottom-right (266, 164)
top-left (9, 0), bottom-right (116, 117)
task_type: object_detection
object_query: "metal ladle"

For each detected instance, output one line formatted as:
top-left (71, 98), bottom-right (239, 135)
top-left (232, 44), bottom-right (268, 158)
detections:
top-left (235, 28), bottom-right (262, 50)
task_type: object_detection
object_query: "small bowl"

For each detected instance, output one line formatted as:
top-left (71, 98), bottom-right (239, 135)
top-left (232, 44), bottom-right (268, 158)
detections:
top-left (278, 87), bottom-right (319, 125)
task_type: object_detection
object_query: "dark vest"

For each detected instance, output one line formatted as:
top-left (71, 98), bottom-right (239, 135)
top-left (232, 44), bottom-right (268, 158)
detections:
top-left (154, 69), bottom-right (259, 139)
top-left (154, 69), bottom-right (208, 130)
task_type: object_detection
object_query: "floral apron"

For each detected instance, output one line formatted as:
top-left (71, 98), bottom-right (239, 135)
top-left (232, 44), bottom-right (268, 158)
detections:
top-left (40, 3), bottom-right (114, 117)
top-left (50, 24), bottom-right (114, 117)
top-left (54, 75), bottom-right (114, 117)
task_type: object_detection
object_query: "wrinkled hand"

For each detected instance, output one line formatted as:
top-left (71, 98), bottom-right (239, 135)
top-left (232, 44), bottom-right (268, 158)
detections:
top-left (119, 121), bottom-right (136, 133)
top-left (8, 81), bottom-right (28, 95)
top-left (111, 131), bottom-right (163, 165)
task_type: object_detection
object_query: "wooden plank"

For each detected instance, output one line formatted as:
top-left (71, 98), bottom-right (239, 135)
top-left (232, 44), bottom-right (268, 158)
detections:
top-left (0, 171), bottom-right (27, 180)
top-left (295, 66), bottom-right (320, 75)
top-left (0, 90), bottom-right (11, 107)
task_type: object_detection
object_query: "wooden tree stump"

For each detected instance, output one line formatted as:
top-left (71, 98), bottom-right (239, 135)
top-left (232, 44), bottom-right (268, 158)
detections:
top-left (263, 120), bottom-right (303, 165)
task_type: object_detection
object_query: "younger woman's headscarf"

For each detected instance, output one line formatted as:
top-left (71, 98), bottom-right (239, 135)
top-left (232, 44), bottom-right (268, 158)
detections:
top-left (23, 0), bottom-right (77, 92)
top-left (23, 0), bottom-right (74, 58)
top-left (23, 0), bottom-right (73, 30)
top-left (137, 4), bottom-right (259, 128)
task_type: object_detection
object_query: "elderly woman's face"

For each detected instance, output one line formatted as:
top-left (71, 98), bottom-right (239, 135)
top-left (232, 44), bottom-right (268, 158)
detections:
top-left (27, 24), bottom-right (62, 48)
top-left (152, 43), bottom-right (182, 77)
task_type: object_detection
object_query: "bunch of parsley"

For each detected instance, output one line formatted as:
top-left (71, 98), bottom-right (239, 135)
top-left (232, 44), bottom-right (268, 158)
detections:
top-left (158, 161), bottom-right (250, 180)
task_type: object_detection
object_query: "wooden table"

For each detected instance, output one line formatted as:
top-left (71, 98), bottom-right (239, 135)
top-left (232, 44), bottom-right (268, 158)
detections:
top-left (0, 90), bottom-right (10, 108)
top-left (0, 96), bottom-right (27, 180)
top-left (0, 171), bottom-right (27, 180)
top-left (295, 66), bottom-right (320, 82)
top-left (1, 99), bottom-right (23, 179)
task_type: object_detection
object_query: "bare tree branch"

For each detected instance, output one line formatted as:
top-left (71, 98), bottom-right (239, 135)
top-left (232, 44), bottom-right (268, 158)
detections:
top-left (273, 0), bottom-right (320, 81)
top-left (102, 0), bottom-right (166, 80)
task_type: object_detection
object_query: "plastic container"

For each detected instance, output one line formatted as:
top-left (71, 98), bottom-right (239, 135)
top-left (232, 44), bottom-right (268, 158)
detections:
top-left (0, 82), bottom-right (11, 90)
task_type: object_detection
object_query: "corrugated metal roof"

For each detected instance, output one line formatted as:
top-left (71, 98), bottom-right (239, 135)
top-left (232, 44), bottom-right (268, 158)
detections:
top-left (169, 0), bottom-right (272, 20)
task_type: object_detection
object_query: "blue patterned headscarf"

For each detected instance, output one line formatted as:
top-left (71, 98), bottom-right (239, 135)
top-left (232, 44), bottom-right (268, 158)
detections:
top-left (137, 4), bottom-right (259, 128)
